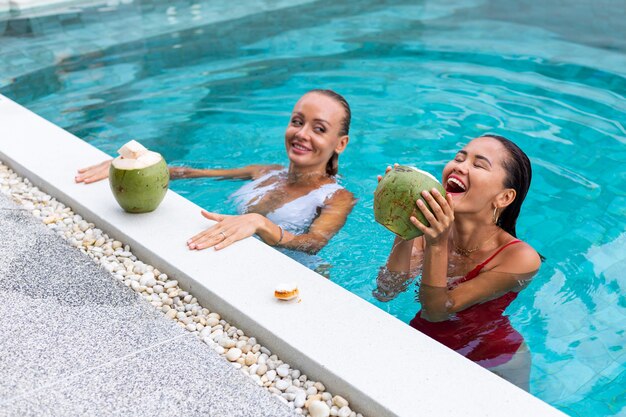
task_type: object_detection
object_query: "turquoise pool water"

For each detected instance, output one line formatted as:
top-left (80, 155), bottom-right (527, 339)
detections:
top-left (2, 1), bottom-right (625, 415)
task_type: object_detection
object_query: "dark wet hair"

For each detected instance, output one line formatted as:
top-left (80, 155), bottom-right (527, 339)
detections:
top-left (306, 89), bottom-right (351, 176)
top-left (481, 134), bottom-right (531, 238)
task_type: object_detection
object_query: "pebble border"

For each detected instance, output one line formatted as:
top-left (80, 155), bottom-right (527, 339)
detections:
top-left (0, 161), bottom-right (364, 417)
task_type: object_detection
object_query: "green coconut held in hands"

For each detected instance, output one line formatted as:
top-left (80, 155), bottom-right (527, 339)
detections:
top-left (374, 165), bottom-right (447, 240)
top-left (109, 140), bottom-right (169, 213)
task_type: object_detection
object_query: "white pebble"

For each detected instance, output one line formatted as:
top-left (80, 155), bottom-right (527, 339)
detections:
top-left (266, 369), bottom-right (277, 382)
top-left (333, 395), bottom-right (349, 408)
top-left (218, 337), bottom-right (236, 348)
top-left (277, 364), bottom-right (290, 377)
top-left (139, 272), bottom-right (156, 287)
top-left (244, 352), bottom-right (257, 366)
top-left (256, 364), bottom-right (268, 376)
top-left (249, 364), bottom-right (259, 375)
top-left (337, 406), bottom-right (351, 417)
top-left (225, 348), bottom-right (242, 362)
top-left (294, 391), bottom-right (306, 408)
top-left (309, 401), bottom-right (330, 417)
top-left (275, 379), bottom-right (290, 391)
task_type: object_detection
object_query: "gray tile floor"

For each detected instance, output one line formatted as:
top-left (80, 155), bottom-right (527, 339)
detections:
top-left (0, 193), bottom-right (295, 417)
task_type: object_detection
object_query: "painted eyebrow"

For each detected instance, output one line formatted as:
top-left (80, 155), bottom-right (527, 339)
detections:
top-left (457, 150), bottom-right (492, 167)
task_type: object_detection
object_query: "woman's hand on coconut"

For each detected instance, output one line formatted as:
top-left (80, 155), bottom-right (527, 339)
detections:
top-left (75, 159), bottom-right (112, 184)
top-left (412, 189), bottom-right (455, 247)
top-left (187, 210), bottom-right (264, 251)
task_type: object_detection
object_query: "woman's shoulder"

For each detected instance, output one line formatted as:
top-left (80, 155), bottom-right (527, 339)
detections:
top-left (250, 164), bottom-right (285, 180)
top-left (492, 238), bottom-right (541, 274)
top-left (322, 184), bottom-right (355, 205)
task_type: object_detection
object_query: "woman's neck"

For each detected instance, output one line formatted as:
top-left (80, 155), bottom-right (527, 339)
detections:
top-left (451, 215), bottom-right (501, 254)
top-left (286, 164), bottom-right (329, 185)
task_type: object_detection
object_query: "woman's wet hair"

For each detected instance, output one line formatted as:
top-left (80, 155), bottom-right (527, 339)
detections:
top-left (481, 134), bottom-right (531, 238)
top-left (307, 89), bottom-right (351, 176)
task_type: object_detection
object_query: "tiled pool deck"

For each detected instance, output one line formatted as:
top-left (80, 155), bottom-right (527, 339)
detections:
top-left (0, 192), bottom-right (296, 416)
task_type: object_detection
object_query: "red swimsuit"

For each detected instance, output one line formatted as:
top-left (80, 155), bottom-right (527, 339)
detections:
top-left (409, 240), bottom-right (524, 367)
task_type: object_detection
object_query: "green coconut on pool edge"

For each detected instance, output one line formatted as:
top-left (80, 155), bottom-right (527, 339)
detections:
top-left (109, 140), bottom-right (169, 213)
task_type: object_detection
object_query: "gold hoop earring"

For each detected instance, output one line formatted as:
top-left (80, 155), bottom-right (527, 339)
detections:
top-left (493, 206), bottom-right (499, 225)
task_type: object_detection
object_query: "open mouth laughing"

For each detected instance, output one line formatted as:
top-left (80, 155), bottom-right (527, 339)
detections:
top-left (445, 174), bottom-right (467, 194)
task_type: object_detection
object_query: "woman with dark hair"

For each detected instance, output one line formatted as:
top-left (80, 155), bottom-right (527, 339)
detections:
top-left (76, 90), bottom-right (355, 257)
top-left (374, 134), bottom-right (540, 390)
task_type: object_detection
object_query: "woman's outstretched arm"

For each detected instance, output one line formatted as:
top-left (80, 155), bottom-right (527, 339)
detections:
top-left (187, 189), bottom-right (356, 254)
top-left (75, 159), bottom-right (282, 184)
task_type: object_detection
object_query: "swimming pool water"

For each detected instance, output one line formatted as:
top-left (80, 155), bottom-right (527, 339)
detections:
top-left (2, 0), bottom-right (625, 415)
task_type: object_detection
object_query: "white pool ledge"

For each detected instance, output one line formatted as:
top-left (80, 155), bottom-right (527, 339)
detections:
top-left (0, 95), bottom-right (565, 417)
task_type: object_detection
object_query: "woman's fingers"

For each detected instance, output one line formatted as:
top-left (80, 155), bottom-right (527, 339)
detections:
top-left (410, 215), bottom-right (429, 234)
top-left (416, 199), bottom-right (438, 226)
top-left (188, 213), bottom-right (256, 251)
top-left (420, 191), bottom-right (444, 219)
top-left (188, 226), bottom-right (218, 245)
top-left (201, 210), bottom-right (224, 221)
top-left (76, 172), bottom-right (105, 184)
top-left (214, 231), bottom-right (240, 251)
top-left (188, 227), bottom-right (243, 251)
top-left (75, 160), bottom-right (111, 183)
top-left (188, 228), bottom-right (225, 249)
top-left (445, 192), bottom-right (455, 213)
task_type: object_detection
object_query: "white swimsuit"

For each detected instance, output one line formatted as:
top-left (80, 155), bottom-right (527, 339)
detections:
top-left (229, 169), bottom-right (344, 269)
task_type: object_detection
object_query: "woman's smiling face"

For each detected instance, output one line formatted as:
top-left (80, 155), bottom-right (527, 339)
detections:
top-left (284, 92), bottom-right (348, 171)
top-left (442, 136), bottom-right (512, 214)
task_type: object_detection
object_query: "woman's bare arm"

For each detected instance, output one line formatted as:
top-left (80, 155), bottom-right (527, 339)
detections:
top-left (187, 189), bottom-right (355, 254)
top-left (373, 236), bottom-right (424, 301)
top-left (169, 164), bottom-right (283, 180)
top-left (419, 243), bottom-right (540, 321)
top-left (264, 189), bottom-right (356, 254)
top-left (75, 159), bottom-right (282, 183)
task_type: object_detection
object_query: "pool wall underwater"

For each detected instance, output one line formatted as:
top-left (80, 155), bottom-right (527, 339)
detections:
top-left (0, 95), bottom-right (566, 416)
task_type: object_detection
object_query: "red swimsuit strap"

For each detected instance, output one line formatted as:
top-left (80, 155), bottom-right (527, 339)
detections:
top-left (464, 239), bottom-right (522, 280)
top-left (477, 239), bottom-right (522, 269)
